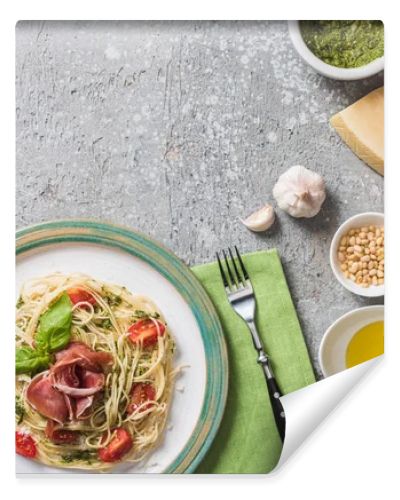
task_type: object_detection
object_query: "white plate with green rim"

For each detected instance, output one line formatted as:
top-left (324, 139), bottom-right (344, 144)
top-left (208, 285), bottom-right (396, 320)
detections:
top-left (16, 220), bottom-right (228, 474)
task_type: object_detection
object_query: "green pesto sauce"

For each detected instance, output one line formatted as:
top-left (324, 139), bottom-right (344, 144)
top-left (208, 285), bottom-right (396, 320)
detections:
top-left (300, 20), bottom-right (384, 68)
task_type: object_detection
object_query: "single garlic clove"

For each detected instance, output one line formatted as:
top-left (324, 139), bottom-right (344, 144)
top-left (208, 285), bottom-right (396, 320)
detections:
top-left (241, 204), bottom-right (275, 232)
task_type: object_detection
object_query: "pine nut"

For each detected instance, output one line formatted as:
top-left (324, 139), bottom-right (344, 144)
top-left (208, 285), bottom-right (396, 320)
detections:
top-left (350, 263), bottom-right (358, 273)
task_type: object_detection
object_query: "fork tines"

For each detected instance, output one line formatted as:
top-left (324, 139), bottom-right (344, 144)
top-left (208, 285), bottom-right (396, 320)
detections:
top-left (216, 246), bottom-right (249, 290)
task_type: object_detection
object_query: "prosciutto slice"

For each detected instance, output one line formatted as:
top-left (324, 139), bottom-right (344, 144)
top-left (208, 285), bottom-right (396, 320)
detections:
top-left (76, 395), bottom-right (94, 418)
top-left (54, 342), bottom-right (113, 370)
top-left (51, 366), bottom-right (105, 397)
top-left (26, 342), bottom-right (113, 423)
top-left (26, 372), bottom-right (69, 424)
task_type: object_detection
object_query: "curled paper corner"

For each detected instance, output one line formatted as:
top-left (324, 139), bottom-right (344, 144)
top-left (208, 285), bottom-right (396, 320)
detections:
top-left (276, 356), bottom-right (383, 470)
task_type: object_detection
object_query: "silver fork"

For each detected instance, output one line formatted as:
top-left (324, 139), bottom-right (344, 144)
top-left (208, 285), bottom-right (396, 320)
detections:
top-left (217, 246), bottom-right (286, 442)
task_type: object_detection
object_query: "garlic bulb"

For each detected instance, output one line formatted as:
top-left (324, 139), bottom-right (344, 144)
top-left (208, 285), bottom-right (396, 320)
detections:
top-left (241, 204), bottom-right (275, 232)
top-left (272, 165), bottom-right (326, 218)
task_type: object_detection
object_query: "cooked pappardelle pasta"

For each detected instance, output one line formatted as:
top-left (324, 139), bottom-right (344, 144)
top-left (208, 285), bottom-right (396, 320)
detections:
top-left (15, 273), bottom-right (176, 470)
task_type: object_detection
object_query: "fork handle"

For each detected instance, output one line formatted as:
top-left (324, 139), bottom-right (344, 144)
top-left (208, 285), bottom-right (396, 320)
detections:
top-left (258, 352), bottom-right (286, 442)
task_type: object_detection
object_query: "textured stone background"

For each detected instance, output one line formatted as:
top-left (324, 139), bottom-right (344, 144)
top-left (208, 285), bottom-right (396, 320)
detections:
top-left (16, 21), bottom-right (384, 378)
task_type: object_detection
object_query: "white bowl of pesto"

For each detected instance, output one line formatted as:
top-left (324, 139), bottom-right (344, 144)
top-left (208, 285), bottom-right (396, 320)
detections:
top-left (288, 20), bottom-right (384, 81)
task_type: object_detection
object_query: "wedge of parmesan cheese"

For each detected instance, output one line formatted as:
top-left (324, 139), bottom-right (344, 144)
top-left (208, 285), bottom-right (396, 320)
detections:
top-left (330, 87), bottom-right (384, 176)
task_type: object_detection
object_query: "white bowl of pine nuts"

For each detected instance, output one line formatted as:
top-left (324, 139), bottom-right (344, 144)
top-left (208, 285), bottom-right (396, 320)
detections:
top-left (330, 212), bottom-right (384, 297)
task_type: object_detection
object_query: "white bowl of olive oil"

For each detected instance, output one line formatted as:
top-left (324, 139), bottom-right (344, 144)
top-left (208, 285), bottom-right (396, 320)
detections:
top-left (319, 305), bottom-right (384, 377)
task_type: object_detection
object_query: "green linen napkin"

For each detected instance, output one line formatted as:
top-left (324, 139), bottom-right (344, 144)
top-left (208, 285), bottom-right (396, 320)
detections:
top-left (191, 249), bottom-right (315, 474)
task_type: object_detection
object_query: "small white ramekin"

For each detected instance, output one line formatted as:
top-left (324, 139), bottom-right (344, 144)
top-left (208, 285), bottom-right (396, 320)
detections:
top-left (330, 212), bottom-right (384, 298)
top-left (288, 21), bottom-right (384, 81)
top-left (319, 305), bottom-right (384, 377)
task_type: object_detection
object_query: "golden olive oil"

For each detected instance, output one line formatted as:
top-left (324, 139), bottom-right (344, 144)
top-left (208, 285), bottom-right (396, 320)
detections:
top-left (346, 321), bottom-right (384, 368)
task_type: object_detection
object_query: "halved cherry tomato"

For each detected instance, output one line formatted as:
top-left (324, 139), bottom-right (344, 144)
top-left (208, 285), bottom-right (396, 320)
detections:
top-left (16, 431), bottom-right (37, 458)
top-left (127, 383), bottom-right (156, 414)
top-left (128, 319), bottom-right (165, 347)
top-left (98, 428), bottom-right (133, 463)
top-left (67, 288), bottom-right (96, 306)
top-left (45, 420), bottom-right (79, 444)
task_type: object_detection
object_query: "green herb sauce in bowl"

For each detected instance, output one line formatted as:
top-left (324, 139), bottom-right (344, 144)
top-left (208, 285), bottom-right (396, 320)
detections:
top-left (300, 20), bottom-right (384, 69)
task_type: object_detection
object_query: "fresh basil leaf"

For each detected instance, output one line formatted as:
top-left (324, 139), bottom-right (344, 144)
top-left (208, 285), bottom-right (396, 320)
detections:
top-left (35, 293), bottom-right (72, 352)
top-left (15, 346), bottom-right (50, 374)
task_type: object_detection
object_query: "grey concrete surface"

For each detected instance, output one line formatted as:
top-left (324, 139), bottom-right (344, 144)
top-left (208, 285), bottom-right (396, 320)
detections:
top-left (16, 21), bottom-right (384, 378)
